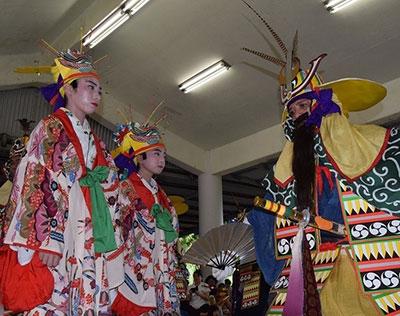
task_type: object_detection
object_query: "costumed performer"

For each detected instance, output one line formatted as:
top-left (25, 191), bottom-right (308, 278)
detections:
top-left (0, 45), bottom-right (124, 315)
top-left (111, 112), bottom-right (180, 315)
top-left (242, 2), bottom-right (400, 315)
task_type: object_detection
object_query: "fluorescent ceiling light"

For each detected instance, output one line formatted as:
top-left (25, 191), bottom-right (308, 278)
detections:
top-left (83, 0), bottom-right (150, 48)
top-left (179, 60), bottom-right (231, 93)
top-left (322, 0), bottom-right (359, 13)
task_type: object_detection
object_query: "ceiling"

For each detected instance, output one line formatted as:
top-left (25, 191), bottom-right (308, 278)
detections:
top-left (93, 0), bottom-right (400, 149)
top-left (0, 1), bottom-right (94, 55)
top-left (3, 0), bottom-right (400, 150)
top-left (1, 0), bottom-right (400, 235)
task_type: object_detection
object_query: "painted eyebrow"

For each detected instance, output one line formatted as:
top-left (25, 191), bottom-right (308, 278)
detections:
top-left (86, 79), bottom-right (102, 90)
top-left (153, 149), bottom-right (167, 155)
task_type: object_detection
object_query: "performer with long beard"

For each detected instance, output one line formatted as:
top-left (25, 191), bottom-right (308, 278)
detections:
top-left (291, 109), bottom-right (316, 214)
top-left (242, 2), bottom-right (400, 315)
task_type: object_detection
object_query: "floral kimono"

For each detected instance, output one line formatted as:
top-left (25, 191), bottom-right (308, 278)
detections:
top-left (112, 172), bottom-right (180, 315)
top-left (0, 108), bottom-right (124, 315)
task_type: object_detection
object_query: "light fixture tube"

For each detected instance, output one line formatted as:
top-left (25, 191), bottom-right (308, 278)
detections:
top-left (83, 0), bottom-right (150, 48)
top-left (179, 60), bottom-right (231, 93)
top-left (323, 0), bottom-right (359, 13)
top-left (124, 0), bottom-right (150, 13)
top-left (88, 15), bottom-right (129, 48)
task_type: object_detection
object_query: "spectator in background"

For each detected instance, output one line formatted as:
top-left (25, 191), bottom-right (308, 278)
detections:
top-left (186, 270), bottom-right (210, 315)
top-left (205, 275), bottom-right (218, 297)
top-left (224, 279), bottom-right (232, 296)
top-left (216, 283), bottom-right (232, 316)
top-left (208, 304), bottom-right (222, 316)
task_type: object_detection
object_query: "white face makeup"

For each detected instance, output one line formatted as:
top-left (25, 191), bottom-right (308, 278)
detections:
top-left (65, 77), bottom-right (102, 122)
top-left (138, 147), bottom-right (166, 180)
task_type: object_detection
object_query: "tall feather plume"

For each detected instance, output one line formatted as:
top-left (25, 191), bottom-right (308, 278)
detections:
top-left (117, 106), bottom-right (131, 124)
top-left (291, 30), bottom-right (300, 77)
top-left (38, 39), bottom-right (60, 57)
top-left (153, 113), bottom-right (168, 127)
top-left (80, 26), bottom-right (84, 53)
top-left (241, 48), bottom-right (286, 67)
top-left (241, 0), bottom-right (288, 58)
top-left (144, 100), bottom-right (165, 127)
top-left (291, 30), bottom-right (299, 64)
top-left (129, 104), bottom-right (135, 122)
top-left (93, 54), bottom-right (108, 65)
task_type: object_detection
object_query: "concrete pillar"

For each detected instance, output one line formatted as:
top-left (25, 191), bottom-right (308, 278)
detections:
top-left (198, 173), bottom-right (223, 236)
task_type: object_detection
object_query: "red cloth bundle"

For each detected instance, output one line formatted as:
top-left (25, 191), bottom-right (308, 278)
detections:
top-left (0, 245), bottom-right (54, 312)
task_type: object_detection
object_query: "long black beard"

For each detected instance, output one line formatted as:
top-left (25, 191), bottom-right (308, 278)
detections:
top-left (292, 114), bottom-right (315, 212)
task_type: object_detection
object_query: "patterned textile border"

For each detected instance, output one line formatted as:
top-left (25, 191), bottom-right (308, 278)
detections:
top-left (274, 220), bottom-right (319, 260)
top-left (373, 291), bottom-right (400, 315)
top-left (240, 263), bottom-right (262, 310)
top-left (341, 189), bottom-right (400, 294)
top-left (267, 247), bottom-right (340, 315)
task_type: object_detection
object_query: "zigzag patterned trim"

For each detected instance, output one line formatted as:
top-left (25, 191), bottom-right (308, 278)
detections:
top-left (373, 291), bottom-right (400, 315)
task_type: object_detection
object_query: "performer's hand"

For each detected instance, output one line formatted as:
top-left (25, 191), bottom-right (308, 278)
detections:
top-left (39, 252), bottom-right (61, 267)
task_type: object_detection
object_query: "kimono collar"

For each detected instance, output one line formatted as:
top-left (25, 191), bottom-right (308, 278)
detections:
top-left (61, 107), bottom-right (91, 134)
top-left (137, 173), bottom-right (159, 197)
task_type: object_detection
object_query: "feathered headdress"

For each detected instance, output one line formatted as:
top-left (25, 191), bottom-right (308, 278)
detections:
top-left (38, 40), bottom-right (101, 110)
top-left (16, 39), bottom-right (104, 111)
top-left (241, 0), bottom-right (386, 121)
top-left (112, 101), bottom-right (166, 177)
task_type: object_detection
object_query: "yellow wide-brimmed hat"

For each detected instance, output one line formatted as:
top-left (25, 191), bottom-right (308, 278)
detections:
top-left (319, 78), bottom-right (386, 114)
top-left (241, 1), bottom-right (387, 115)
top-left (280, 69), bottom-right (387, 120)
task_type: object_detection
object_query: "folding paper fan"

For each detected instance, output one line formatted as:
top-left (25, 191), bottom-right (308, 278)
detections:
top-left (182, 222), bottom-right (256, 270)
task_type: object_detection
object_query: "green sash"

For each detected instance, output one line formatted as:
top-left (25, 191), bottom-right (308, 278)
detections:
top-left (151, 203), bottom-right (178, 243)
top-left (80, 166), bottom-right (117, 253)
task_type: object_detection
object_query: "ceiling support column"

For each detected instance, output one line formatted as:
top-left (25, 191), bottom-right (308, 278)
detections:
top-left (198, 173), bottom-right (224, 237)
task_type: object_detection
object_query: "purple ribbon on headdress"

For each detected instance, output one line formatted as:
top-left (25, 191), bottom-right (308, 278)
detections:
top-left (305, 89), bottom-right (341, 128)
top-left (114, 148), bottom-right (138, 179)
top-left (40, 75), bottom-right (65, 111)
